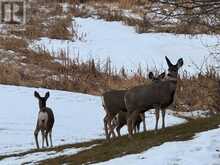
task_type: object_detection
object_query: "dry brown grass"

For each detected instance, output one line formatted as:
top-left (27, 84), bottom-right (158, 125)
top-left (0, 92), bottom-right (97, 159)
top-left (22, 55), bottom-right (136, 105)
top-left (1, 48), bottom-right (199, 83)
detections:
top-left (0, 36), bottom-right (28, 51)
top-left (0, 64), bottom-right (22, 85)
top-left (23, 17), bottom-right (44, 40)
top-left (176, 71), bottom-right (220, 113)
top-left (47, 15), bottom-right (75, 40)
top-left (119, 0), bottom-right (137, 8)
top-left (0, 42), bottom-right (151, 95)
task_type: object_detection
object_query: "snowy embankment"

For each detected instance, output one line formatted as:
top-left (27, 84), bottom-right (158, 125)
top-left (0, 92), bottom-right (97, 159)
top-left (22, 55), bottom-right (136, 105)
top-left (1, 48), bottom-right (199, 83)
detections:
top-left (95, 128), bottom-right (220, 165)
top-left (1, 145), bottom-right (96, 165)
top-left (30, 17), bottom-right (219, 75)
top-left (0, 85), bottom-right (185, 164)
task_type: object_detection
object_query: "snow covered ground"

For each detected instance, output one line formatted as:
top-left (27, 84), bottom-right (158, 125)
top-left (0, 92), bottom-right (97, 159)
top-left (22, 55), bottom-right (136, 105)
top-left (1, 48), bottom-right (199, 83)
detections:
top-left (95, 128), bottom-right (220, 165)
top-left (1, 145), bottom-right (95, 165)
top-left (0, 84), bottom-right (185, 161)
top-left (31, 17), bottom-right (219, 75)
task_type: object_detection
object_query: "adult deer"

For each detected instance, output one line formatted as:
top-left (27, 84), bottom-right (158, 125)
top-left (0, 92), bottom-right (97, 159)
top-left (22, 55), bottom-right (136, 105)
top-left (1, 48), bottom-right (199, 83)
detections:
top-left (34, 91), bottom-right (55, 149)
top-left (102, 72), bottom-right (165, 140)
top-left (125, 56), bottom-right (183, 137)
top-left (102, 89), bottom-right (128, 140)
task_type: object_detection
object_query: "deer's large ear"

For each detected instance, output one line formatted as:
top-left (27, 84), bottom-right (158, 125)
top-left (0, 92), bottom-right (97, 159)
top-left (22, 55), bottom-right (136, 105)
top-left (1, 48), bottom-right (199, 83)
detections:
top-left (34, 91), bottom-right (40, 99)
top-left (148, 72), bottom-right (154, 80)
top-left (177, 58), bottom-right (183, 69)
top-left (158, 72), bottom-right (166, 79)
top-left (45, 92), bottom-right (50, 100)
top-left (165, 56), bottom-right (173, 67)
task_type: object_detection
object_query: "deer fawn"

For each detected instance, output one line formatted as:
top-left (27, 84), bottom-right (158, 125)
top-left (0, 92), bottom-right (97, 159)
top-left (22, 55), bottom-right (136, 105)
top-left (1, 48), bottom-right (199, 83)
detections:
top-left (34, 91), bottom-right (55, 149)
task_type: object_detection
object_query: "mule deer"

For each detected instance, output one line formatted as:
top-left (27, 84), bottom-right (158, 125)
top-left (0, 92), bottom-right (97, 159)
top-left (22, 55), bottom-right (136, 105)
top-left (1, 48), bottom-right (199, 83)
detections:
top-left (112, 72), bottom-right (166, 137)
top-left (125, 56), bottom-right (183, 137)
top-left (34, 91), bottom-right (55, 149)
top-left (102, 90), bottom-right (128, 140)
top-left (102, 72), bottom-right (165, 140)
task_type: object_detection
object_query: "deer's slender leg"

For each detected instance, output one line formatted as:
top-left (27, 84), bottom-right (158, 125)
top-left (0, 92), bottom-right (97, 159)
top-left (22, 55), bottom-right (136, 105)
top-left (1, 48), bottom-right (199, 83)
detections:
top-left (140, 113), bottom-right (146, 132)
top-left (134, 125), bottom-right (137, 134)
top-left (107, 115), bottom-right (116, 139)
top-left (103, 114), bottom-right (109, 140)
top-left (49, 131), bottom-right (53, 147)
top-left (45, 131), bottom-right (49, 147)
top-left (116, 125), bottom-right (122, 137)
top-left (132, 111), bottom-right (139, 135)
top-left (136, 122), bottom-right (141, 133)
top-left (41, 130), bottom-right (45, 148)
top-left (155, 107), bottom-right (160, 133)
top-left (133, 112), bottom-right (138, 134)
top-left (127, 111), bottom-right (137, 136)
top-left (111, 117), bottom-right (119, 137)
top-left (127, 113), bottom-right (133, 138)
top-left (34, 127), bottom-right (40, 149)
top-left (161, 109), bottom-right (166, 129)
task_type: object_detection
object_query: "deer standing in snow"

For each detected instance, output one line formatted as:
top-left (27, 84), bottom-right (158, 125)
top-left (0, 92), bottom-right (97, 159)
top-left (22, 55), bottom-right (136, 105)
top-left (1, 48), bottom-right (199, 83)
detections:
top-left (125, 56), bottom-right (183, 137)
top-left (34, 91), bottom-right (55, 149)
top-left (112, 72), bottom-right (166, 137)
top-left (102, 72), bottom-right (165, 140)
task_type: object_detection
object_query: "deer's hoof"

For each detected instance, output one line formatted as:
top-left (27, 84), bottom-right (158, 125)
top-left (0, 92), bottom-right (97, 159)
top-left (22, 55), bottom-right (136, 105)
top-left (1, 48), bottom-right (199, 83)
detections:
top-left (106, 137), bottom-right (111, 142)
top-left (128, 135), bottom-right (133, 139)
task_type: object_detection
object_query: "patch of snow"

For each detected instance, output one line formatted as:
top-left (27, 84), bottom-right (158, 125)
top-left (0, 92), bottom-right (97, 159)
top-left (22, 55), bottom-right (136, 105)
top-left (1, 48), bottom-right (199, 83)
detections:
top-left (61, 3), bottom-right (72, 13)
top-left (1, 145), bottom-right (96, 165)
top-left (176, 110), bottom-right (211, 119)
top-left (0, 24), bottom-right (8, 34)
top-left (121, 9), bottom-right (143, 20)
top-left (30, 17), bottom-right (219, 75)
top-left (95, 128), bottom-right (220, 165)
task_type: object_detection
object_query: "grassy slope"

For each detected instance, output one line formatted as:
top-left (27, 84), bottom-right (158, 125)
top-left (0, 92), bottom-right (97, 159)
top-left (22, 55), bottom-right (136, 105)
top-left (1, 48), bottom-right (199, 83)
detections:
top-left (36, 115), bottom-right (220, 165)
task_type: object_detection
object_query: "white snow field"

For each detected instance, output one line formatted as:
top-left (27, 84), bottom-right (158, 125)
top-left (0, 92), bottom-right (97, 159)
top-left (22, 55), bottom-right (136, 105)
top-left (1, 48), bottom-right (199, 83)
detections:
top-left (95, 128), bottom-right (220, 165)
top-left (0, 85), bottom-right (185, 164)
top-left (31, 17), bottom-right (219, 75)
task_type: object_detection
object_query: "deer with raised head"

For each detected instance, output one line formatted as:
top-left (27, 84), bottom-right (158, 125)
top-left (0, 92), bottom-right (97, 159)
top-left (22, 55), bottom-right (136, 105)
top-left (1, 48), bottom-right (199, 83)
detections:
top-left (125, 56), bottom-right (183, 137)
top-left (112, 72), bottom-right (166, 137)
top-left (34, 91), bottom-right (55, 149)
top-left (102, 71), bottom-right (165, 140)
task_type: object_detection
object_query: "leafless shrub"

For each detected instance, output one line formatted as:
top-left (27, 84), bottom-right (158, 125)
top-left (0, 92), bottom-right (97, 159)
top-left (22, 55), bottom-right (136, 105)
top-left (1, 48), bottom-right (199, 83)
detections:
top-left (176, 69), bottom-right (220, 113)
